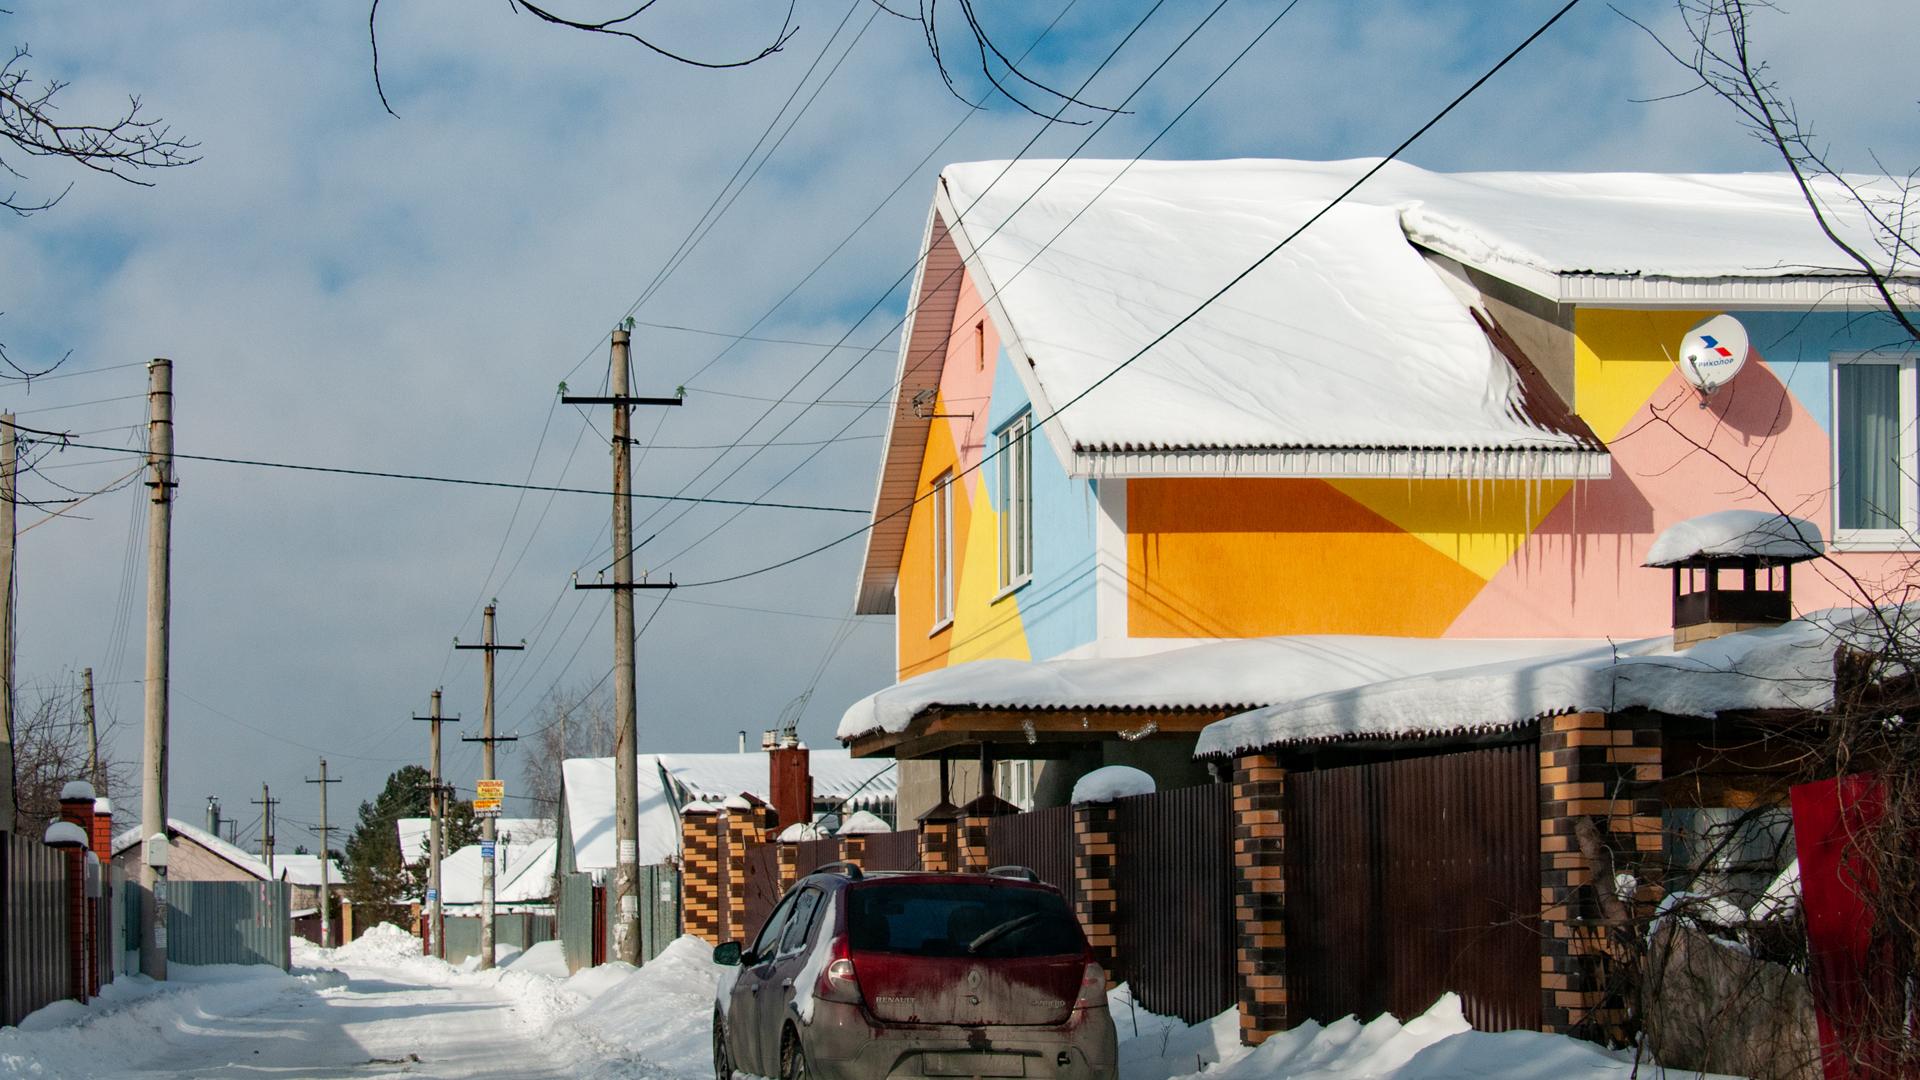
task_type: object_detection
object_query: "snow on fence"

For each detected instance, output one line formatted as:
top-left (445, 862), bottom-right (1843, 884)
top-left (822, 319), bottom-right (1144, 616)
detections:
top-left (1, 829), bottom-right (72, 1026)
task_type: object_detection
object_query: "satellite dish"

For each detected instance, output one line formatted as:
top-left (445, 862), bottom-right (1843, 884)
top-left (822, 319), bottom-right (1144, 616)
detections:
top-left (1677, 314), bottom-right (1750, 397)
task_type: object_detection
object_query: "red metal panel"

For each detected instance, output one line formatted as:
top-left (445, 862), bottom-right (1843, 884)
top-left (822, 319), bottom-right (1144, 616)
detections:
top-left (1287, 744), bottom-right (1540, 1032)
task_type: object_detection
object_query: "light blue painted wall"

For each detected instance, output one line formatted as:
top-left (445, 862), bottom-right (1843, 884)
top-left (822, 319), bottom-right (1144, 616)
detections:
top-left (983, 348), bottom-right (1098, 662)
top-left (1745, 309), bottom-right (1916, 435)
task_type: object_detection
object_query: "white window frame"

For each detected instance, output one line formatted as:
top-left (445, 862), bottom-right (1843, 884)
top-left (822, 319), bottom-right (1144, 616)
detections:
top-left (1830, 353), bottom-right (1918, 550)
top-left (995, 412), bottom-right (1033, 597)
top-left (930, 470), bottom-right (954, 633)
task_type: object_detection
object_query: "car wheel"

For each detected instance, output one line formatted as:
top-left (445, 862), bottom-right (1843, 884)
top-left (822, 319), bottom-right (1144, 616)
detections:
top-left (713, 1015), bottom-right (735, 1080)
top-left (782, 1031), bottom-right (811, 1080)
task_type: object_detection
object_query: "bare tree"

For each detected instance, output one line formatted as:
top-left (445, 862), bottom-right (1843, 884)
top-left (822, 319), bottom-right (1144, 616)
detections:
top-left (367, 0), bottom-right (1116, 123)
top-left (9, 669), bottom-right (134, 835)
top-left (520, 679), bottom-right (617, 812)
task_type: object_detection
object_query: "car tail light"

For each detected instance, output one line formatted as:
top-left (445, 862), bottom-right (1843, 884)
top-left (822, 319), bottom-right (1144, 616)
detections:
top-left (816, 938), bottom-right (863, 1005)
top-left (1072, 960), bottom-right (1106, 1010)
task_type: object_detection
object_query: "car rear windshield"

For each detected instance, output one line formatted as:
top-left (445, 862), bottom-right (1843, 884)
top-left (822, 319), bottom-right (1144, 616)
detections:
top-left (846, 882), bottom-right (1084, 959)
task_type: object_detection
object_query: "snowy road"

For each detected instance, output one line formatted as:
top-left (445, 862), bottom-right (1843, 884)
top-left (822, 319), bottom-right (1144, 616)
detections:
top-left (91, 963), bottom-right (589, 1080)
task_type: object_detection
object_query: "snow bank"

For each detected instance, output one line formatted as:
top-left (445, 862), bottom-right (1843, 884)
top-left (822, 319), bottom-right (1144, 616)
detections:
top-left (777, 821), bottom-right (827, 842)
top-left (330, 922), bottom-right (426, 968)
top-left (1072, 766), bottom-right (1155, 805)
top-left (1644, 510), bottom-right (1822, 567)
top-left (558, 936), bottom-right (721, 1076)
top-left (506, 940), bottom-right (570, 980)
top-left (1199, 606), bottom-right (1909, 756)
top-left (842, 635), bottom-right (1603, 741)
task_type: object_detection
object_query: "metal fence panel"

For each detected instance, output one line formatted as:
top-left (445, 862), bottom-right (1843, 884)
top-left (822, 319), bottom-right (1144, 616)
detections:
top-left (858, 829), bottom-right (920, 871)
top-left (638, 864), bottom-right (681, 961)
top-left (1112, 785), bottom-right (1235, 1025)
top-left (557, 872), bottom-right (594, 973)
top-left (1286, 743), bottom-right (1540, 1032)
top-left (987, 805), bottom-right (1076, 906)
top-left (741, 844), bottom-right (781, 945)
top-left (168, 880), bottom-right (290, 970)
top-left (2, 830), bottom-right (72, 1026)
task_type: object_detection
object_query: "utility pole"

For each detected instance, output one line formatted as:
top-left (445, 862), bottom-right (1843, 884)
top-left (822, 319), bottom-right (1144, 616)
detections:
top-left (456, 604), bottom-right (520, 970)
top-left (252, 784), bottom-right (279, 876)
top-left (82, 667), bottom-right (101, 795)
top-left (306, 759), bottom-right (340, 946)
top-left (139, 359), bottom-right (174, 980)
top-left (564, 327), bottom-right (680, 965)
top-left (414, 690), bottom-right (458, 959)
top-left (0, 413), bottom-right (14, 835)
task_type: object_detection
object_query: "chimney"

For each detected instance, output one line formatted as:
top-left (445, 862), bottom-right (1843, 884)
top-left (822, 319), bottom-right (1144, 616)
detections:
top-left (1644, 511), bottom-right (1821, 649)
top-left (768, 743), bottom-right (812, 830)
top-left (206, 795), bottom-right (221, 836)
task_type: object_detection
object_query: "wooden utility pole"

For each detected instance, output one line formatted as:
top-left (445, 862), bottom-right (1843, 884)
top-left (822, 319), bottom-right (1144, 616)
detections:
top-left (0, 413), bottom-right (14, 835)
top-left (414, 690), bottom-right (458, 959)
top-left (306, 758), bottom-right (340, 945)
top-left (81, 667), bottom-right (101, 795)
top-left (139, 360), bottom-right (174, 979)
top-left (252, 784), bottom-right (278, 876)
top-left (565, 328), bottom-right (679, 965)
top-left (456, 604), bottom-right (519, 970)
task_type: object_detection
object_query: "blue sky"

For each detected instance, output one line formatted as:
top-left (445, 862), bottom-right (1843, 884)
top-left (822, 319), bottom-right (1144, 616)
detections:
top-left (2, 0), bottom-right (1914, 834)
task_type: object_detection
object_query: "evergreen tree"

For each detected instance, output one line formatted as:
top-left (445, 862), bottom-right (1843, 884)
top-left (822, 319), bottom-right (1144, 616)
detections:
top-left (344, 765), bottom-right (434, 929)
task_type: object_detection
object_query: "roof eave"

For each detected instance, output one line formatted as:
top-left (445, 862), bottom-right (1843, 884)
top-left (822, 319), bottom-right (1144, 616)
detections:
top-left (1069, 445), bottom-right (1613, 480)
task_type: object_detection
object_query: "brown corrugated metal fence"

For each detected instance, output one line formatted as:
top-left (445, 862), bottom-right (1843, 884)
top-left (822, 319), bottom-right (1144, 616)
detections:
top-left (1286, 743), bottom-right (1540, 1032)
top-left (985, 804), bottom-right (1076, 905)
top-left (858, 829), bottom-right (920, 871)
top-left (1113, 785), bottom-right (1235, 1024)
top-left (2, 830), bottom-right (72, 1026)
top-left (741, 843), bottom-right (781, 944)
top-left (793, 836), bottom-right (842, 876)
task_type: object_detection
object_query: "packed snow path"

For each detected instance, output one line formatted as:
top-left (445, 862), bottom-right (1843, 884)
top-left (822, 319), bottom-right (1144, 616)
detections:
top-left (90, 959), bottom-right (590, 1080)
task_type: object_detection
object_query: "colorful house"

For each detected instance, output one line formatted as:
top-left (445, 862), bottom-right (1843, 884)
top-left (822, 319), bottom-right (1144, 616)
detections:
top-left (842, 157), bottom-right (1917, 823)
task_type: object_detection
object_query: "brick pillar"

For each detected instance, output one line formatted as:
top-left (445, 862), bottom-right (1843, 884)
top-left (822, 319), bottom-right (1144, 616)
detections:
top-left (841, 834), bottom-right (867, 870)
top-left (778, 839), bottom-right (802, 891)
top-left (917, 803), bottom-right (959, 872)
top-left (959, 794), bottom-right (1017, 872)
top-left (725, 803), bottom-right (764, 939)
top-left (1071, 801), bottom-right (1121, 983)
top-left (1538, 711), bottom-right (1664, 1042)
top-left (679, 806), bottom-right (727, 945)
top-left (91, 798), bottom-right (114, 863)
top-left (59, 787), bottom-right (97, 1003)
top-left (1231, 753), bottom-right (1287, 1045)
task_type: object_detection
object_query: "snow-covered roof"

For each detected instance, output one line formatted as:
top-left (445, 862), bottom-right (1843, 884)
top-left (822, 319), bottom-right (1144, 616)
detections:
top-left (275, 853), bottom-right (344, 888)
top-left (838, 635), bottom-right (1607, 742)
top-left (837, 810), bottom-right (892, 836)
top-left (111, 817), bottom-right (274, 881)
top-left (561, 751), bottom-right (900, 872)
top-left (1197, 606), bottom-right (1906, 756)
top-left (439, 836), bottom-right (559, 905)
top-left (940, 158), bottom-right (1619, 473)
top-left (1643, 510), bottom-right (1824, 567)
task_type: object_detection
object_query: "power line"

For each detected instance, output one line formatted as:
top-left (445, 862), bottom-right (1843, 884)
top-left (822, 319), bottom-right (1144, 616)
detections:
top-left (672, 0), bottom-right (1586, 590)
top-left (13, 434), bottom-right (865, 514)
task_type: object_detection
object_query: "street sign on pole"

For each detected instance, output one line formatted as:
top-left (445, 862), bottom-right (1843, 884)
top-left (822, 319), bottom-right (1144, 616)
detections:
top-left (480, 841), bottom-right (496, 860)
top-left (474, 779), bottom-right (504, 817)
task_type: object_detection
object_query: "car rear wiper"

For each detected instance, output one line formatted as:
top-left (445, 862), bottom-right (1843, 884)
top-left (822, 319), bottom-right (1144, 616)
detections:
top-left (967, 912), bottom-right (1045, 954)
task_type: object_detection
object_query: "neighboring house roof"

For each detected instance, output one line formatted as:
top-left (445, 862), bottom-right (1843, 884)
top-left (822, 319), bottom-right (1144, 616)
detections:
top-left (111, 818), bottom-right (274, 881)
top-left (854, 158), bottom-right (1908, 614)
top-left (275, 854), bottom-right (344, 888)
top-left (1195, 606), bottom-right (1903, 756)
top-left (837, 635), bottom-right (1605, 744)
top-left (561, 752), bottom-right (900, 873)
top-left (439, 836), bottom-right (559, 906)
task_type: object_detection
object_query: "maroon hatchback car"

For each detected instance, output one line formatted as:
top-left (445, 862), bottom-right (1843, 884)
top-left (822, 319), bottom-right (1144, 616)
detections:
top-left (712, 864), bottom-right (1118, 1080)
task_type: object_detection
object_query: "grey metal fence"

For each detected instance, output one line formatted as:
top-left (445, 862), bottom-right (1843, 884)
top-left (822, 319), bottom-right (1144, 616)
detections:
top-left (167, 879), bottom-right (291, 970)
top-left (442, 911), bottom-right (555, 966)
top-left (557, 872), bottom-right (595, 973)
top-left (597, 864), bottom-right (681, 965)
top-left (2, 830), bottom-right (71, 1027)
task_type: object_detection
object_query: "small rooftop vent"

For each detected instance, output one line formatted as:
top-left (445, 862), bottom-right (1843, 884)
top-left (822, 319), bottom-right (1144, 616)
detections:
top-left (1644, 510), bottom-right (1823, 649)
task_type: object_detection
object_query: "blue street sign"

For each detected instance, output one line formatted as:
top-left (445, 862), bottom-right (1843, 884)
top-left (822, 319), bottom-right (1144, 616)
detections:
top-left (425, 888), bottom-right (438, 901)
top-left (480, 842), bottom-right (496, 860)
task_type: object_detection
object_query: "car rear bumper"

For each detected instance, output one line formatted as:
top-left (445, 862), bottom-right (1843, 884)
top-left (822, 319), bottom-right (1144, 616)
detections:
top-left (803, 1002), bottom-right (1117, 1080)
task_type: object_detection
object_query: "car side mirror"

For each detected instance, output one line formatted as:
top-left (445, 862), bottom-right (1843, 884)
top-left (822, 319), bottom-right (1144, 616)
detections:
top-left (713, 941), bottom-right (742, 966)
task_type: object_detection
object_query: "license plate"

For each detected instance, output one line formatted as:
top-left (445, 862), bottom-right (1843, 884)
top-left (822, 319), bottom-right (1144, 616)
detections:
top-left (921, 1053), bottom-right (1024, 1077)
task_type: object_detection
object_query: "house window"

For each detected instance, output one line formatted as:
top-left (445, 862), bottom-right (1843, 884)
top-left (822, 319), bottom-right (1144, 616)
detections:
top-left (997, 413), bottom-right (1032, 591)
top-left (995, 760), bottom-right (1036, 811)
top-left (1832, 354), bottom-right (1917, 545)
top-left (931, 470), bottom-right (954, 630)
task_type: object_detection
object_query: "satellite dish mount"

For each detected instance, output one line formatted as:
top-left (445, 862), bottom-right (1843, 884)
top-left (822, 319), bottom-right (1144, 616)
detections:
top-left (1676, 313), bottom-right (1750, 408)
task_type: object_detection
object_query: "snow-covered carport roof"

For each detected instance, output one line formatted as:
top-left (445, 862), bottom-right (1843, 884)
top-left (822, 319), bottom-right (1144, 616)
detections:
top-left (1195, 607), bottom-right (1911, 757)
top-left (838, 636), bottom-right (1608, 759)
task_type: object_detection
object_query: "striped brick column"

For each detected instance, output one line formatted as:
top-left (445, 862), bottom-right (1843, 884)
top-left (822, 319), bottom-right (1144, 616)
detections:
top-left (917, 804), bottom-right (959, 873)
top-left (679, 806), bottom-right (727, 945)
top-left (725, 805), bottom-right (762, 940)
top-left (59, 788), bottom-right (97, 1003)
top-left (841, 834), bottom-right (867, 869)
top-left (778, 839), bottom-right (802, 891)
top-left (959, 795), bottom-right (1017, 872)
top-left (1231, 752), bottom-right (1287, 1045)
top-left (1071, 801), bottom-right (1121, 984)
top-left (1539, 711), bottom-right (1664, 1041)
